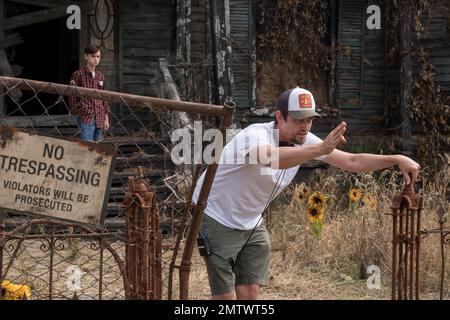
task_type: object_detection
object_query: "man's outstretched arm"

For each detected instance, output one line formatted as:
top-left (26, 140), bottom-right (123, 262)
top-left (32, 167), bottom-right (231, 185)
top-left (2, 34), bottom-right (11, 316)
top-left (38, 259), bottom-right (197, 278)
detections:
top-left (323, 149), bottom-right (421, 185)
top-left (251, 122), bottom-right (347, 169)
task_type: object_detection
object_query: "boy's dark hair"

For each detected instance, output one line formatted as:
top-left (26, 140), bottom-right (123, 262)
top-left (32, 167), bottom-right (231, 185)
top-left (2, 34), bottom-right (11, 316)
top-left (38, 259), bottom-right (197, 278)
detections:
top-left (274, 110), bottom-right (288, 127)
top-left (84, 45), bottom-right (100, 55)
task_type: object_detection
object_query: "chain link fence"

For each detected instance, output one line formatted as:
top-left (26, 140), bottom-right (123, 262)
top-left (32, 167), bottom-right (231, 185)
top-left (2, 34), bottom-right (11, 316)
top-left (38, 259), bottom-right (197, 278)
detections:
top-left (0, 73), bottom-right (234, 300)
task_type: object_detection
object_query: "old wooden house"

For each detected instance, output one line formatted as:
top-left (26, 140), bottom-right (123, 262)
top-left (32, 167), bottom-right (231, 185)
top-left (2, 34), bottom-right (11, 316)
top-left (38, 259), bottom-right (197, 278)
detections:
top-left (0, 0), bottom-right (448, 225)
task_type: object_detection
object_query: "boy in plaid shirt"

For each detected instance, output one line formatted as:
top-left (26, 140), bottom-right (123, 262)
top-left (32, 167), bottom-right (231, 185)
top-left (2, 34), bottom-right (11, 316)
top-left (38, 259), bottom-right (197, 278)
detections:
top-left (69, 45), bottom-right (110, 142)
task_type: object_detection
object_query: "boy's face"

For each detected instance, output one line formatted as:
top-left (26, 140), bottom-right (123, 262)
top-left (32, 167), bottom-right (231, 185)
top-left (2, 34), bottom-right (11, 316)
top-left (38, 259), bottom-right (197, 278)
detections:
top-left (84, 50), bottom-right (101, 67)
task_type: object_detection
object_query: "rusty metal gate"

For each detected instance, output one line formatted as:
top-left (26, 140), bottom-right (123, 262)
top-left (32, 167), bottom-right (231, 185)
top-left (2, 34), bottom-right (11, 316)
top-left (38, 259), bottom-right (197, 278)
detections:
top-left (388, 185), bottom-right (449, 300)
top-left (0, 75), bottom-right (234, 300)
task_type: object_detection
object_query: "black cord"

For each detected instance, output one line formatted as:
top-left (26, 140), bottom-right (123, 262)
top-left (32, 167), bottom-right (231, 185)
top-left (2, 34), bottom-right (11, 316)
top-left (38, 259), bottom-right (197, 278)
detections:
top-left (238, 168), bottom-right (286, 255)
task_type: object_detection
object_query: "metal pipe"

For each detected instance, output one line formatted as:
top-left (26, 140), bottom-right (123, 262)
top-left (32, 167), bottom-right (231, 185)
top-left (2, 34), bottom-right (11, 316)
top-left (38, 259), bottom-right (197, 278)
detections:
top-left (0, 76), bottom-right (230, 116)
top-left (168, 165), bottom-right (201, 300)
top-left (392, 209), bottom-right (398, 300)
top-left (409, 206), bottom-right (415, 300)
top-left (415, 200), bottom-right (421, 300)
top-left (179, 102), bottom-right (234, 299)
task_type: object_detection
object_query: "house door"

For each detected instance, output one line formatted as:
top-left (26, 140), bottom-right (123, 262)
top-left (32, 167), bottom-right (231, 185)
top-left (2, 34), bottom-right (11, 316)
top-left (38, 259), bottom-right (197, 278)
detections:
top-left (0, 0), bottom-right (90, 116)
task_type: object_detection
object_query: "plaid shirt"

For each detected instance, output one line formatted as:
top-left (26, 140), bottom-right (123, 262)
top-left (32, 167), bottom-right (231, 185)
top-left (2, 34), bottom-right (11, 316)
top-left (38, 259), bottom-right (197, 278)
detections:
top-left (69, 66), bottom-right (110, 128)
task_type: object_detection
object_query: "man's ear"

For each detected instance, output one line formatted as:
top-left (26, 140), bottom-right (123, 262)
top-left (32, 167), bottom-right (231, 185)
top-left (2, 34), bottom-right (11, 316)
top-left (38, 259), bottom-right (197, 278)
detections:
top-left (83, 54), bottom-right (88, 61)
top-left (275, 110), bottom-right (283, 124)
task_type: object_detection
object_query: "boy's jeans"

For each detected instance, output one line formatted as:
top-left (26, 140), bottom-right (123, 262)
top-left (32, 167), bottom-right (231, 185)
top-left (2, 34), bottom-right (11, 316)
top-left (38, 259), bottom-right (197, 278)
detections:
top-left (76, 117), bottom-right (104, 142)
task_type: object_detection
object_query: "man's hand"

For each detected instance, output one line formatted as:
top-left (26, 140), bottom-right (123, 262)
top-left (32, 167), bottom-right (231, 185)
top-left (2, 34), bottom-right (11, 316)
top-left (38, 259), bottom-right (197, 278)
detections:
top-left (320, 122), bottom-right (347, 155)
top-left (397, 155), bottom-right (421, 186)
top-left (104, 114), bottom-right (110, 131)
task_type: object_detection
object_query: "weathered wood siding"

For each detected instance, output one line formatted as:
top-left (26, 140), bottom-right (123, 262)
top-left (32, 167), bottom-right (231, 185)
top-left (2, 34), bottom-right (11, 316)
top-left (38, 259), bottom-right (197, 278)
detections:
top-left (336, 0), bottom-right (386, 134)
top-left (230, 0), bottom-right (254, 122)
top-left (191, 0), bottom-right (208, 63)
top-left (120, 0), bottom-right (176, 96)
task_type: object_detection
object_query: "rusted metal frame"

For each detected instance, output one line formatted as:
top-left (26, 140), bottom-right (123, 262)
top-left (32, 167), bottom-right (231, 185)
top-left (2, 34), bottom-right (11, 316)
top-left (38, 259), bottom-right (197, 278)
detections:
top-left (389, 185), bottom-right (422, 300)
top-left (404, 202), bottom-right (410, 299)
top-left (391, 207), bottom-right (398, 300)
top-left (0, 217), bottom-right (130, 299)
top-left (1, 221), bottom-right (33, 282)
top-left (98, 233), bottom-right (104, 300)
top-left (168, 165), bottom-right (202, 300)
top-left (0, 76), bottom-right (230, 117)
top-left (0, 211), bottom-right (5, 282)
top-left (398, 202), bottom-right (404, 299)
top-left (409, 202), bottom-right (415, 300)
top-left (179, 102), bottom-right (234, 300)
top-left (133, 196), bottom-right (140, 299)
top-left (142, 201), bottom-right (150, 299)
top-left (415, 198), bottom-right (422, 300)
top-left (48, 225), bottom-right (55, 300)
top-left (154, 196), bottom-right (162, 300)
top-left (0, 218), bottom-right (117, 237)
top-left (439, 219), bottom-right (445, 300)
top-left (1, 232), bottom-right (119, 240)
top-left (81, 224), bottom-right (131, 300)
top-left (148, 202), bottom-right (154, 300)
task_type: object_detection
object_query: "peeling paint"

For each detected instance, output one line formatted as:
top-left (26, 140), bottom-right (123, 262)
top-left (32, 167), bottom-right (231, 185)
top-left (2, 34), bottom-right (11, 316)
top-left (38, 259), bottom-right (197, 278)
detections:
top-left (0, 126), bottom-right (16, 148)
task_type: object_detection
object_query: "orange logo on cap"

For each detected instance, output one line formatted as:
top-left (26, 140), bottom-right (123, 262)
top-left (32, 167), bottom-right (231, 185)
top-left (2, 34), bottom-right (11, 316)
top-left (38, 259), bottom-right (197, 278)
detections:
top-left (299, 94), bottom-right (312, 108)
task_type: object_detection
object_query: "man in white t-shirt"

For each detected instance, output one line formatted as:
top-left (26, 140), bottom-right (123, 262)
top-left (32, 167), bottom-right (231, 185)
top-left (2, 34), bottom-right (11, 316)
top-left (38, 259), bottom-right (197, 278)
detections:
top-left (193, 87), bottom-right (420, 300)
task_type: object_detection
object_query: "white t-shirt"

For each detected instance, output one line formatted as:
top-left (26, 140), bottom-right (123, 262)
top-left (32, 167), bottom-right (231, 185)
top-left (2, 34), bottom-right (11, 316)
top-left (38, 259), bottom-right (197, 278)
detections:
top-left (192, 121), bottom-right (327, 230)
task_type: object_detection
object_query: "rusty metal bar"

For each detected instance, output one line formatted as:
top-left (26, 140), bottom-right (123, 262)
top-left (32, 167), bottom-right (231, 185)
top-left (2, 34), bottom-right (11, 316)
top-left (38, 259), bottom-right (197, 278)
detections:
top-left (0, 76), bottom-right (230, 116)
top-left (392, 208), bottom-right (398, 300)
top-left (389, 184), bottom-right (422, 300)
top-left (179, 102), bottom-right (234, 300)
top-left (398, 204), bottom-right (404, 299)
top-left (439, 218), bottom-right (445, 300)
top-left (0, 211), bottom-right (4, 283)
top-left (168, 165), bottom-right (201, 300)
top-left (142, 203), bottom-right (150, 299)
top-left (415, 200), bottom-right (421, 300)
top-left (99, 234), bottom-right (104, 300)
top-left (409, 205), bottom-right (415, 300)
top-left (48, 225), bottom-right (55, 300)
top-left (404, 204), bottom-right (409, 299)
top-left (154, 196), bottom-right (162, 300)
top-left (124, 176), bottom-right (162, 300)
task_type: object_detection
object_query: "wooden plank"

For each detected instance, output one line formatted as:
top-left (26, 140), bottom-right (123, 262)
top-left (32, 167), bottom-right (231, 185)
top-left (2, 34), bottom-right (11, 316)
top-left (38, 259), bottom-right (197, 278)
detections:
top-left (0, 33), bottom-right (23, 49)
top-left (210, 0), bottom-right (234, 104)
top-left (401, 5), bottom-right (413, 144)
top-left (0, 114), bottom-right (76, 127)
top-left (0, 0), bottom-right (4, 115)
top-left (0, 6), bottom-right (69, 31)
top-left (0, 50), bottom-right (22, 101)
top-left (9, 0), bottom-right (92, 10)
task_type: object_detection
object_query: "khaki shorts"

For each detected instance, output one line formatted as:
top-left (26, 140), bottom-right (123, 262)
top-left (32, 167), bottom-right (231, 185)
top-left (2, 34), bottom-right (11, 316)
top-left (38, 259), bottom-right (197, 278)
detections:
top-left (199, 214), bottom-right (271, 296)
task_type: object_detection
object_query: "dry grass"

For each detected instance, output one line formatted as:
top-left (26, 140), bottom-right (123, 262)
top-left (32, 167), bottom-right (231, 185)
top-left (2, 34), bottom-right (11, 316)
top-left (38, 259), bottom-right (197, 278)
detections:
top-left (2, 167), bottom-right (448, 300)
top-left (187, 167), bottom-right (449, 300)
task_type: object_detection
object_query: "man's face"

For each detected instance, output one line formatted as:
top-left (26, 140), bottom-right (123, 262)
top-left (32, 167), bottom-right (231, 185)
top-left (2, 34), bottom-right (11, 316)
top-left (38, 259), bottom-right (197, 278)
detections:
top-left (84, 51), bottom-right (101, 67)
top-left (276, 112), bottom-right (314, 145)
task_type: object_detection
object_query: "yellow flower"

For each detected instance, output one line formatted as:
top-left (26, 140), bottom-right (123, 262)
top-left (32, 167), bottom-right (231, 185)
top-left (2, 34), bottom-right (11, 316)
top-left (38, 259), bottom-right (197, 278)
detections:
top-left (293, 184), bottom-right (311, 204)
top-left (302, 186), bottom-right (311, 197)
top-left (348, 188), bottom-right (362, 202)
top-left (306, 206), bottom-right (324, 223)
top-left (308, 191), bottom-right (326, 209)
top-left (1, 280), bottom-right (31, 300)
top-left (363, 194), bottom-right (377, 210)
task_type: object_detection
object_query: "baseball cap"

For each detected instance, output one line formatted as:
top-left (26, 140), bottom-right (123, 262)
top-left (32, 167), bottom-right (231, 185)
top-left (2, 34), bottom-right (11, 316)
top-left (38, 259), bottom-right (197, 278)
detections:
top-left (276, 87), bottom-right (321, 120)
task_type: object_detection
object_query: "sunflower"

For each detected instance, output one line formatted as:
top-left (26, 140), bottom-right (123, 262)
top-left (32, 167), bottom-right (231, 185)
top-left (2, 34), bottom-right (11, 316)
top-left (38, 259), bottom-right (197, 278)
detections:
top-left (1, 280), bottom-right (30, 300)
top-left (308, 191), bottom-right (326, 209)
top-left (306, 206), bottom-right (324, 223)
top-left (293, 184), bottom-right (311, 204)
top-left (302, 186), bottom-right (311, 197)
top-left (348, 188), bottom-right (362, 202)
top-left (363, 194), bottom-right (377, 210)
